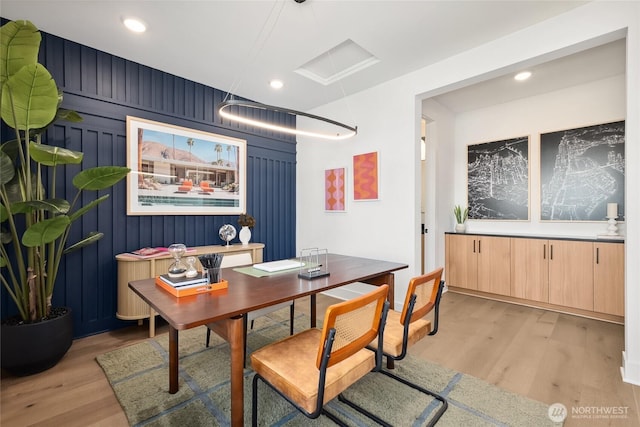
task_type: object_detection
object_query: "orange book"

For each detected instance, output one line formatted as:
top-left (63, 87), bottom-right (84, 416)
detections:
top-left (155, 276), bottom-right (228, 297)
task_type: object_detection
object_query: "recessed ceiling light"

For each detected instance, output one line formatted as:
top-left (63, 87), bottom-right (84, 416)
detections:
top-left (270, 79), bottom-right (284, 89)
top-left (514, 71), bottom-right (532, 81)
top-left (123, 18), bottom-right (146, 33)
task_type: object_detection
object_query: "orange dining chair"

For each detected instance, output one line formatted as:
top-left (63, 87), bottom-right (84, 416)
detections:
top-left (342, 267), bottom-right (447, 425)
top-left (250, 284), bottom-right (390, 426)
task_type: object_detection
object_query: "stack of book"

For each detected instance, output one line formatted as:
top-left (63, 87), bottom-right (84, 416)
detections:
top-left (155, 273), bottom-right (227, 297)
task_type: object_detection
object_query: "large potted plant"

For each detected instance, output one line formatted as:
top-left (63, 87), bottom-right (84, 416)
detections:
top-left (0, 20), bottom-right (130, 375)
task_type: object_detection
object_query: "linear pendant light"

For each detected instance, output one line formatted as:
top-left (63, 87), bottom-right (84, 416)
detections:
top-left (218, 99), bottom-right (357, 140)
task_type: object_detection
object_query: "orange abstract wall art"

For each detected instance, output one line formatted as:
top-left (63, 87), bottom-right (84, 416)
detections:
top-left (353, 152), bottom-right (379, 201)
top-left (325, 167), bottom-right (346, 211)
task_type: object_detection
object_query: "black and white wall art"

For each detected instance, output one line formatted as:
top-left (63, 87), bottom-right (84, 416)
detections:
top-left (467, 136), bottom-right (529, 220)
top-left (540, 120), bottom-right (625, 221)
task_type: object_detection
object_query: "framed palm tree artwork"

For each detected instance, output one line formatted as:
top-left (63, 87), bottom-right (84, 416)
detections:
top-left (126, 116), bottom-right (246, 215)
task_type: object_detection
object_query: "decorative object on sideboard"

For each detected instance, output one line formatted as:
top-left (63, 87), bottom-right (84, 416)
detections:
top-left (454, 205), bottom-right (468, 233)
top-left (607, 203), bottom-right (619, 234)
top-left (597, 203), bottom-right (624, 239)
top-left (167, 244), bottom-right (188, 278)
top-left (219, 224), bottom-right (237, 246)
top-left (238, 214), bottom-right (255, 245)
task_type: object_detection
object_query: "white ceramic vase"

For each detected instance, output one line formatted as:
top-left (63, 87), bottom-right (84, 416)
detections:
top-left (239, 226), bottom-right (252, 245)
top-left (455, 223), bottom-right (466, 233)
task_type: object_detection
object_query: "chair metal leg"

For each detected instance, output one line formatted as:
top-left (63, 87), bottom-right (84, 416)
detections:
top-left (428, 280), bottom-right (444, 336)
top-left (380, 368), bottom-right (447, 426)
top-left (338, 369), bottom-right (448, 427)
top-left (205, 328), bottom-right (211, 347)
top-left (243, 315), bottom-right (248, 367)
top-left (320, 408), bottom-right (349, 426)
top-left (289, 303), bottom-right (295, 335)
top-left (252, 373), bottom-right (260, 427)
top-left (338, 394), bottom-right (393, 427)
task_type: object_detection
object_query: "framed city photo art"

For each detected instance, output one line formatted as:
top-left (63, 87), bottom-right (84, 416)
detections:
top-left (467, 136), bottom-right (529, 220)
top-left (540, 120), bottom-right (625, 221)
top-left (126, 116), bottom-right (247, 215)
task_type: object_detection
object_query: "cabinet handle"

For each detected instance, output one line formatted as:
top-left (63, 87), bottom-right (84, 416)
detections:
top-left (473, 240), bottom-right (476, 253)
top-left (596, 247), bottom-right (599, 264)
top-left (478, 240), bottom-right (481, 253)
top-left (550, 245), bottom-right (553, 260)
top-left (543, 244), bottom-right (546, 259)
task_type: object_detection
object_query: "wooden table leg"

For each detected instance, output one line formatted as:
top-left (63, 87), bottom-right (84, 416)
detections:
top-left (229, 316), bottom-right (244, 427)
top-left (208, 316), bottom-right (245, 427)
top-left (149, 308), bottom-right (156, 338)
top-left (169, 326), bottom-right (178, 394)
top-left (310, 294), bottom-right (317, 328)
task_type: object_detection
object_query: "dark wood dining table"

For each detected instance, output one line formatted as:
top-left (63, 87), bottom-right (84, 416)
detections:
top-left (128, 253), bottom-right (408, 426)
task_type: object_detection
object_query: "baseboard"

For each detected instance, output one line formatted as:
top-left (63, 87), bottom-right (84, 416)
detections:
top-left (621, 351), bottom-right (640, 386)
top-left (447, 286), bottom-right (624, 325)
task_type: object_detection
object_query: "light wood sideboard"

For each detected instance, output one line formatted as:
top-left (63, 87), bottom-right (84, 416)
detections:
top-left (116, 243), bottom-right (264, 337)
top-left (445, 232), bottom-right (624, 324)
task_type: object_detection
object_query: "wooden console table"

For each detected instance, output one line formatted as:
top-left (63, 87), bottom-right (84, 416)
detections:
top-left (116, 243), bottom-right (264, 336)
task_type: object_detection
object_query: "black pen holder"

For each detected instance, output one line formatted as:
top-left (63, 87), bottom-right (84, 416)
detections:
top-left (205, 267), bottom-right (222, 284)
top-left (198, 254), bottom-right (224, 283)
top-left (198, 254), bottom-right (223, 268)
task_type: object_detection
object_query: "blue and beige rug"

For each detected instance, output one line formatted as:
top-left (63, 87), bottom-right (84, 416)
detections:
top-left (96, 310), bottom-right (558, 426)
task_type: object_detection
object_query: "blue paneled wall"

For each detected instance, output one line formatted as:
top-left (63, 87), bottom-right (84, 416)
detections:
top-left (1, 24), bottom-right (297, 337)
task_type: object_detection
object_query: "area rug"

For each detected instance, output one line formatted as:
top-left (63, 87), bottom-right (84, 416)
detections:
top-left (97, 310), bottom-right (557, 426)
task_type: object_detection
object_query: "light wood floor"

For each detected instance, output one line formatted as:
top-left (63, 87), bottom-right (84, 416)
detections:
top-left (2, 292), bottom-right (639, 426)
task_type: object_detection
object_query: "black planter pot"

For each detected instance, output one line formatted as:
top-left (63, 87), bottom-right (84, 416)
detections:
top-left (1, 307), bottom-right (73, 376)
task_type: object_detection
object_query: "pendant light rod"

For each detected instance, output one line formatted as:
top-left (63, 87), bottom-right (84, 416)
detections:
top-left (218, 99), bottom-right (357, 141)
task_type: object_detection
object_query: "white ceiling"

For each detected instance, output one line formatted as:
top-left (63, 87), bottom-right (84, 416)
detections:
top-left (433, 38), bottom-right (626, 114)
top-left (2, 0), bottom-right (610, 114)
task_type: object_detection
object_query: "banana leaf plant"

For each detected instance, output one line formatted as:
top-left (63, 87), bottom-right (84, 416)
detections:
top-left (0, 20), bottom-right (130, 322)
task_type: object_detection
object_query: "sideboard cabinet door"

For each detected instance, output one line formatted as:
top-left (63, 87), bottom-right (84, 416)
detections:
top-left (477, 236), bottom-right (511, 296)
top-left (510, 238), bottom-right (549, 302)
top-left (548, 240), bottom-right (593, 310)
top-left (446, 234), bottom-right (478, 290)
top-left (594, 242), bottom-right (625, 316)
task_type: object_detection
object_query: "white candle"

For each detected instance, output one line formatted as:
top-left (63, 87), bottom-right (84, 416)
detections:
top-left (607, 203), bottom-right (618, 218)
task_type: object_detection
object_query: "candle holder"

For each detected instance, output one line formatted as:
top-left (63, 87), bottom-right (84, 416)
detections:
top-left (606, 215), bottom-right (619, 236)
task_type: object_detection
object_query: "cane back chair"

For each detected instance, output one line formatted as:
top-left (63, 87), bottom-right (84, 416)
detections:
top-left (250, 284), bottom-right (390, 425)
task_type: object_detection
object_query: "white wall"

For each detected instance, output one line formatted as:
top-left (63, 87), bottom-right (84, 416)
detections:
top-left (297, 1), bottom-right (640, 385)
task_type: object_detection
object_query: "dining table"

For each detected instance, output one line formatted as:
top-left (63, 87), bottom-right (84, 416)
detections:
top-left (128, 252), bottom-right (408, 426)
